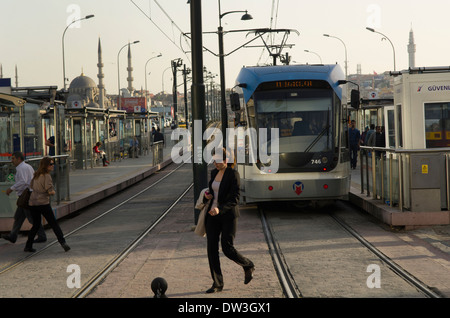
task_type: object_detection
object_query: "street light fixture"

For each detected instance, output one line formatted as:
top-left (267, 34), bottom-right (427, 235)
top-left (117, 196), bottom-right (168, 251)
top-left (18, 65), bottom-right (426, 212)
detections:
top-left (145, 53), bottom-right (162, 99)
top-left (366, 27), bottom-right (396, 71)
top-left (218, 0), bottom-right (253, 146)
top-left (117, 40), bottom-right (140, 109)
top-left (304, 50), bottom-right (322, 64)
top-left (62, 14), bottom-right (95, 90)
top-left (323, 34), bottom-right (348, 79)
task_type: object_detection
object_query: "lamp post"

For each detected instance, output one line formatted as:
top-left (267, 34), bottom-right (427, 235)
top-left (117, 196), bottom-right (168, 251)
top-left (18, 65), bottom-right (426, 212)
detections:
top-left (218, 0), bottom-right (252, 146)
top-left (117, 40), bottom-right (139, 109)
top-left (172, 58), bottom-right (183, 126)
top-left (304, 50), bottom-right (322, 64)
top-left (366, 27), bottom-right (396, 71)
top-left (145, 53), bottom-right (162, 99)
top-left (323, 34), bottom-right (348, 79)
top-left (62, 14), bottom-right (94, 90)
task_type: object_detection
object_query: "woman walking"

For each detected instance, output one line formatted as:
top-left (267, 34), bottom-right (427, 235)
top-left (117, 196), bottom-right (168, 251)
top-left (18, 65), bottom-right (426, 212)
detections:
top-left (24, 157), bottom-right (70, 252)
top-left (203, 148), bottom-right (254, 293)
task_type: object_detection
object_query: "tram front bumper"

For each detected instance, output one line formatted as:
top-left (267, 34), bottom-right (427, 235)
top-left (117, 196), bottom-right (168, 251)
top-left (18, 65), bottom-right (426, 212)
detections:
top-left (242, 176), bottom-right (350, 203)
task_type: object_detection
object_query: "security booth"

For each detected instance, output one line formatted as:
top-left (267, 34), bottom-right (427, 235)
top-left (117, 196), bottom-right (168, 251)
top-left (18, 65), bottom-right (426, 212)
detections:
top-left (118, 96), bottom-right (159, 158)
top-left (0, 93), bottom-right (69, 225)
top-left (64, 106), bottom-right (109, 169)
top-left (105, 109), bottom-right (127, 161)
top-left (124, 110), bottom-right (159, 158)
top-left (360, 68), bottom-right (450, 218)
top-left (0, 93), bottom-right (35, 219)
top-left (391, 67), bottom-right (450, 212)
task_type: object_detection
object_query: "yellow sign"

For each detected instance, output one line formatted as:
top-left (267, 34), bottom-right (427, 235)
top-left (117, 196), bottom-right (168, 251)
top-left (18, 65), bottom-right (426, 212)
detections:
top-left (422, 164), bottom-right (429, 174)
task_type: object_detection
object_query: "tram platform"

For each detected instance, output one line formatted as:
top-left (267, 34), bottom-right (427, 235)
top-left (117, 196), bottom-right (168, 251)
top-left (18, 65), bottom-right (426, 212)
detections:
top-left (349, 168), bottom-right (450, 229)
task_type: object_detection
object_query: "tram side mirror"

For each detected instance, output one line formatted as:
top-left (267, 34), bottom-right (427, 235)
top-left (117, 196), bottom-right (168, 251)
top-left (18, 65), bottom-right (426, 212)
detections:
top-left (230, 92), bottom-right (241, 111)
top-left (350, 89), bottom-right (360, 110)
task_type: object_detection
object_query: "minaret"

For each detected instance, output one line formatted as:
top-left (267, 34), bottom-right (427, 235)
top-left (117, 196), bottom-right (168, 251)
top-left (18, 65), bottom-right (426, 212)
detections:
top-left (15, 65), bottom-right (18, 87)
top-left (97, 38), bottom-right (105, 109)
top-left (127, 43), bottom-right (134, 94)
top-left (408, 27), bottom-right (416, 69)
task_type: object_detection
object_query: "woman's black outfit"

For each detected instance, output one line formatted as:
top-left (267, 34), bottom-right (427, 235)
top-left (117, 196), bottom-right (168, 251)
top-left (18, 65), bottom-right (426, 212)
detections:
top-left (205, 167), bottom-right (254, 291)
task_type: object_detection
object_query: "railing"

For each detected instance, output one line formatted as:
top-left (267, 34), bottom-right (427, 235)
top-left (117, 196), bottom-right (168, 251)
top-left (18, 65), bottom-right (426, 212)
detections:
top-left (359, 146), bottom-right (450, 212)
top-left (152, 141), bottom-right (164, 166)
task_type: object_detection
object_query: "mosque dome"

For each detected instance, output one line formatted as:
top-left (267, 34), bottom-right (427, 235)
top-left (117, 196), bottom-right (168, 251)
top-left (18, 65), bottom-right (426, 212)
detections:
top-left (69, 73), bottom-right (97, 90)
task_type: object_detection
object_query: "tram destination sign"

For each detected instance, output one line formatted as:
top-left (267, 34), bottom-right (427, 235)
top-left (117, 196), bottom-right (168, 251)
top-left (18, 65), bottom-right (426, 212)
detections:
top-left (258, 80), bottom-right (331, 91)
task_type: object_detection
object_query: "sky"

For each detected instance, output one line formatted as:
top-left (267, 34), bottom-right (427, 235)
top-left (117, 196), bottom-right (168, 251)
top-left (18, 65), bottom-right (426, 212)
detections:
top-left (1, 0), bottom-right (450, 96)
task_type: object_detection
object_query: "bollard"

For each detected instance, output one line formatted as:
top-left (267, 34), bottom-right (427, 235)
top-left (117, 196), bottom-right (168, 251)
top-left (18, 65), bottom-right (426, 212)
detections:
top-left (151, 277), bottom-right (168, 298)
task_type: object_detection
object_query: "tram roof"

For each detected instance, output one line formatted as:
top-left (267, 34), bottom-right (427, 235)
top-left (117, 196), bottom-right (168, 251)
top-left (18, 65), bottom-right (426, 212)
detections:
top-left (235, 64), bottom-right (345, 102)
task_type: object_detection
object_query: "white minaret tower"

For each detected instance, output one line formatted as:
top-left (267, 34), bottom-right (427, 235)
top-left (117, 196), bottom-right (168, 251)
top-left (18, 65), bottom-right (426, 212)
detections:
top-left (127, 43), bottom-right (134, 94)
top-left (15, 65), bottom-right (18, 87)
top-left (97, 38), bottom-right (105, 109)
top-left (408, 27), bottom-right (416, 69)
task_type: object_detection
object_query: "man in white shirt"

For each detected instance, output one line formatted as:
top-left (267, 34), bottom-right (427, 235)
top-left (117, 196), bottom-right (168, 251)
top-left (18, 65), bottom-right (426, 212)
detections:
top-left (2, 152), bottom-right (47, 243)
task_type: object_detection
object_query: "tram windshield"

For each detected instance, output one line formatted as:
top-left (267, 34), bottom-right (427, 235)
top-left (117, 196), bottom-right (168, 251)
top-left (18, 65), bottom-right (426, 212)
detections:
top-left (251, 88), bottom-right (339, 172)
top-left (254, 89), bottom-right (334, 152)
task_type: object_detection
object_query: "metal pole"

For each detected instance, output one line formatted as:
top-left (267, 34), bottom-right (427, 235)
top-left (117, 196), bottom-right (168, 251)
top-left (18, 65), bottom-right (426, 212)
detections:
top-left (190, 0), bottom-right (208, 224)
top-left (218, 25), bottom-right (227, 146)
top-left (183, 64), bottom-right (190, 130)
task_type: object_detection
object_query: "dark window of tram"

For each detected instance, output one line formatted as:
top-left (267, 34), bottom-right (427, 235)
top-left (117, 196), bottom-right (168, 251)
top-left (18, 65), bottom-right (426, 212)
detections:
top-left (425, 102), bottom-right (450, 148)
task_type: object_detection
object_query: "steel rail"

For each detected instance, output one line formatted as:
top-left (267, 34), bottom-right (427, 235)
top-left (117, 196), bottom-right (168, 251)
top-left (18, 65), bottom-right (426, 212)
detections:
top-left (259, 207), bottom-right (301, 298)
top-left (72, 183), bottom-right (194, 298)
top-left (0, 162), bottom-right (185, 276)
top-left (330, 213), bottom-right (442, 298)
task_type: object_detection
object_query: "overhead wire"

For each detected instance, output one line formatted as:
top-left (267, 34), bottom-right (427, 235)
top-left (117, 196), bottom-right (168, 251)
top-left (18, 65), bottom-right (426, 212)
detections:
top-left (129, 0), bottom-right (191, 63)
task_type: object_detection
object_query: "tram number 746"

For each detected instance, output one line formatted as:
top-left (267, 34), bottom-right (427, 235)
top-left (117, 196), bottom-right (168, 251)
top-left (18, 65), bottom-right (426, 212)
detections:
top-left (311, 159), bottom-right (322, 165)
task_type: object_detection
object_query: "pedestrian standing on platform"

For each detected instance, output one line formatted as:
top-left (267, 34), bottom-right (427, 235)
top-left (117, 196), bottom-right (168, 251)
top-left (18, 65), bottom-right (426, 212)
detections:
top-left (203, 148), bottom-right (254, 294)
top-left (153, 128), bottom-right (164, 145)
top-left (24, 157), bottom-right (70, 253)
top-left (93, 142), bottom-right (110, 166)
top-left (349, 120), bottom-right (360, 169)
top-left (1, 152), bottom-right (47, 244)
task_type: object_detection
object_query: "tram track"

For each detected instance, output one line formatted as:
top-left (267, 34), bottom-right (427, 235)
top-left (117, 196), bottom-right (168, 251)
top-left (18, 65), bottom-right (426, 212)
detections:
top-left (329, 212), bottom-right (442, 298)
top-left (259, 201), bottom-right (443, 298)
top-left (0, 161), bottom-right (194, 298)
top-left (259, 208), bottom-right (301, 298)
top-left (72, 182), bottom-right (193, 298)
top-left (0, 163), bottom-right (186, 276)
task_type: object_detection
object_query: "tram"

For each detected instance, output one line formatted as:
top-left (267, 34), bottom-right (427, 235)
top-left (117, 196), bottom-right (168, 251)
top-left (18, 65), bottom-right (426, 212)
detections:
top-left (231, 64), bottom-right (354, 204)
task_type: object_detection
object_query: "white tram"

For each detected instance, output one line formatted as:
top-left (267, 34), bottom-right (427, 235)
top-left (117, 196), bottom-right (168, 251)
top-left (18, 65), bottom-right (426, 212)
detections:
top-left (230, 64), bottom-right (355, 204)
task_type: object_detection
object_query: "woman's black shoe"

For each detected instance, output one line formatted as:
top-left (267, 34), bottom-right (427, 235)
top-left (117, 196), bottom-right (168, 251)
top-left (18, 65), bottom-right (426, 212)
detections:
top-left (24, 247), bottom-right (36, 252)
top-left (244, 266), bottom-right (255, 284)
top-left (61, 242), bottom-right (71, 252)
top-left (205, 286), bottom-right (223, 294)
